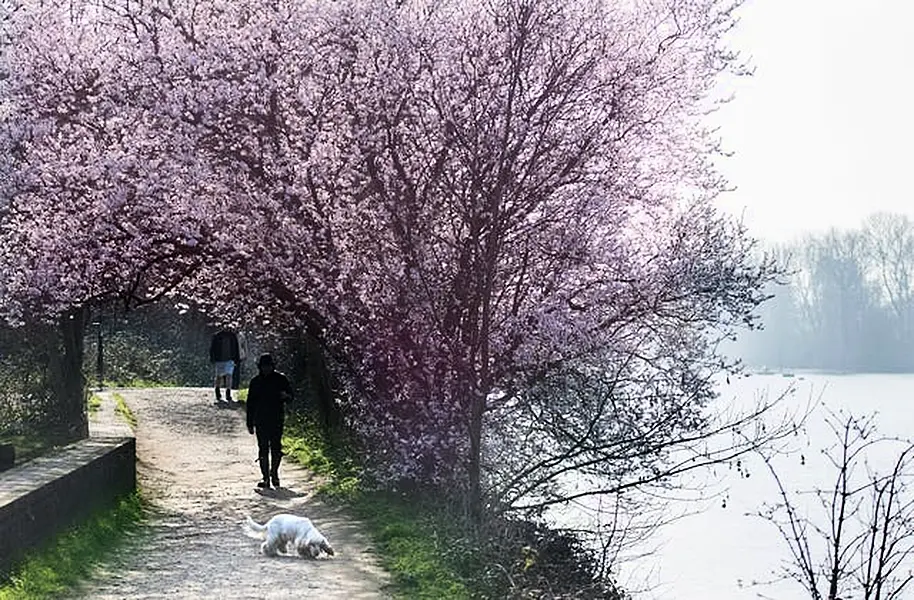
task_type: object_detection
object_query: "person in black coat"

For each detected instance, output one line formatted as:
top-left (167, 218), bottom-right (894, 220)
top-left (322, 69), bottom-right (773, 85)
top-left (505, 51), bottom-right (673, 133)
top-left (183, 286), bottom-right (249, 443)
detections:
top-left (209, 329), bottom-right (240, 404)
top-left (246, 353), bottom-right (293, 489)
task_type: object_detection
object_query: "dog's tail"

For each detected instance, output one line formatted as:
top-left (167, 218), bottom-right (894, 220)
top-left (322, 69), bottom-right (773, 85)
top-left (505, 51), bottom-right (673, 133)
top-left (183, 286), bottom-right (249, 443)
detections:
top-left (242, 515), bottom-right (268, 540)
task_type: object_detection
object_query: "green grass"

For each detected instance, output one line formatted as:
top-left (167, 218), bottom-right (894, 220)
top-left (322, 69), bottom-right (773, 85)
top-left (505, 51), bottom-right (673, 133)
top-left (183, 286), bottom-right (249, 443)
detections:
top-left (0, 492), bottom-right (148, 600)
top-left (111, 392), bottom-right (137, 429)
top-left (349, 493), bottom-right (471, 599)
top-left (87, 394), bottom-right (102, 414)
top-left (281, 412), bottom-right (345, 479)
top-left (281, 412), bottom-right (470, 600)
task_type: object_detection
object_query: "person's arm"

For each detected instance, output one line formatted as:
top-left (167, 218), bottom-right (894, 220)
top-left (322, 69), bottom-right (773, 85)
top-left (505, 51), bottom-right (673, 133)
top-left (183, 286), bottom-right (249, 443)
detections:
top-left (280, 375), bottom-right (293, 403)
top-left (231, 334), bottom-right (240, 361)
top-left (246, 379), bottom-right (258, 433)
top-left (277, 375), bottom-right (293, 418)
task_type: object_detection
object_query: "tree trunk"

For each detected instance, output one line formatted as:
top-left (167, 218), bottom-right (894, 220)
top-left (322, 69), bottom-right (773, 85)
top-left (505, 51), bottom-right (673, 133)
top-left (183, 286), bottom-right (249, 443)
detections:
top-left (467, 384), bottom-right (485, 521)
top-left (46, 308), bottom-right (89, 443)
top-left (304, 332), bottom-right (341, 431)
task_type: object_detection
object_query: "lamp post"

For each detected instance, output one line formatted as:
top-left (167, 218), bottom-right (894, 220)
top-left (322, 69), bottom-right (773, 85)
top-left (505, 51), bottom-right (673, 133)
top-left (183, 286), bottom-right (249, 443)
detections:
top-left (92, 320), bottom-right (103, 390)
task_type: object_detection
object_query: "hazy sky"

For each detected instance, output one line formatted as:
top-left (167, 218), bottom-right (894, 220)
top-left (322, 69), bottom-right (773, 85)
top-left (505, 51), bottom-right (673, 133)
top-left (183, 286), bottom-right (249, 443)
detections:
top-left (713, 0), bottom-right (914, 243)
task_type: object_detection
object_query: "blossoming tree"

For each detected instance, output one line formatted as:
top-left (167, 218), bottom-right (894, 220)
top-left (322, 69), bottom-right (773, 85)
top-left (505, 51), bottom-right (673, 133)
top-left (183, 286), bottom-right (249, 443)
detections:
top-left (1, 0), bottom-right (790, 528)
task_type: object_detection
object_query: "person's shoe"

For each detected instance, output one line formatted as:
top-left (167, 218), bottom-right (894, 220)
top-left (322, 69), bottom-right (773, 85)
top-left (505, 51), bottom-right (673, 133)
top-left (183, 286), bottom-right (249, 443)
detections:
top-left (271, 474), bottom-right (280, 488)
top-left (256, 479), bottom-right (271, 489)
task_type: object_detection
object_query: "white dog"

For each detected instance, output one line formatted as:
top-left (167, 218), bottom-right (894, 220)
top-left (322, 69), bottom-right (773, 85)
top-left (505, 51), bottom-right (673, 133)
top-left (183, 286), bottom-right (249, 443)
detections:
top-left (243, 514), bottom-right (335, 559)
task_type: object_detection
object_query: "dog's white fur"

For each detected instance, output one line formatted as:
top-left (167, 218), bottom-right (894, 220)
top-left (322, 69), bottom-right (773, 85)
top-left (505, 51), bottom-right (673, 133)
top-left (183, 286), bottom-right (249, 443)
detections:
top-left (243, 514), bottom-right (335, 559)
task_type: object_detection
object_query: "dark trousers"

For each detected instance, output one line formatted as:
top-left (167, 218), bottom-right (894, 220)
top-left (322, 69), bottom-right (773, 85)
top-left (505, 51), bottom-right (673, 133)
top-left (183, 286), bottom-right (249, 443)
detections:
top-left (255, 423), bottom-right (283, 481)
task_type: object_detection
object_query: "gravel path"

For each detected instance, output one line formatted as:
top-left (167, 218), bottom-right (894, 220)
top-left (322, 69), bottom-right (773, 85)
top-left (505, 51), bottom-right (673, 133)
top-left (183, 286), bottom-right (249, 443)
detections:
top-left (72, 388), bottom-right (391, 599)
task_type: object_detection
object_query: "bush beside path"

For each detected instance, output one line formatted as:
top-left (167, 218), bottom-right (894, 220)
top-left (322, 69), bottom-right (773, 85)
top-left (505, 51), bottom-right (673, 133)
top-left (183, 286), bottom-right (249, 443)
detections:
top-left (71, 388), bottom-right (390, 599)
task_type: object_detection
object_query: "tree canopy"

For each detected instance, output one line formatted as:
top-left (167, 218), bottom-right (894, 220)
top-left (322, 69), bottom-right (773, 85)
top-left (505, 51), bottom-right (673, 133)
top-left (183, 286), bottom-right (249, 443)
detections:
top-left (1, 0), bottom-right (781, 516)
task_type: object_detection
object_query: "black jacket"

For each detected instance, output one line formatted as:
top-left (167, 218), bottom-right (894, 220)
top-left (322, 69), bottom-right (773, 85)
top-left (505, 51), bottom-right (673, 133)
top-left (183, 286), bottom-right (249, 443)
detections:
top-left (210, 330), bottom-right (240, 362)
top-left (246, 371), bottom-right (293, 429)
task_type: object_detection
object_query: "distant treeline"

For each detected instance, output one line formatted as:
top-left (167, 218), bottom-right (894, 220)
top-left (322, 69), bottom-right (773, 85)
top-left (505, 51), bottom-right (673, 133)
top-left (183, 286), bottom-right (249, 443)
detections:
top-left (733, 212), bottom-right (914, 372)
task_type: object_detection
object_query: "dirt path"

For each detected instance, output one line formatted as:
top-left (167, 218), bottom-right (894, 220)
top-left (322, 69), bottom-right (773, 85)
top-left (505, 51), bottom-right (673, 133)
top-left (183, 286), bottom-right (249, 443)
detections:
top-left (71, 388), bottom-right (391, 599)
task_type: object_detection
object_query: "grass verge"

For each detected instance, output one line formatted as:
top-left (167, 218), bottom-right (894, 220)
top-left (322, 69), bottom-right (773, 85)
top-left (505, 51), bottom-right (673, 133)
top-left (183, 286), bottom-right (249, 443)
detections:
top-left (282, 411), bottom-right (470, 600)
top-left (87, 393), bottom-right (102, 414)
top-left (0, 492), bottom-right (148, 600)
top-left (347, 493), bottom-right (471, 599)
top-left (111, 392), bottom-right (137, 430)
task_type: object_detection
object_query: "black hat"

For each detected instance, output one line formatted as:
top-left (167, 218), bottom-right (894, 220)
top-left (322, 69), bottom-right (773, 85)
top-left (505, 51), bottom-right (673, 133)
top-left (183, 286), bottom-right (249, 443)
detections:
top-left (257, 353), bottom-right (274, 367)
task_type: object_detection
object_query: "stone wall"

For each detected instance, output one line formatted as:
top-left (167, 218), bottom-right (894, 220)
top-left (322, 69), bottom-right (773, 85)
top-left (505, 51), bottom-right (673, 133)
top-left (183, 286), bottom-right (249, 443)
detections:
top-left (0, 437), bottom-right (136, 577)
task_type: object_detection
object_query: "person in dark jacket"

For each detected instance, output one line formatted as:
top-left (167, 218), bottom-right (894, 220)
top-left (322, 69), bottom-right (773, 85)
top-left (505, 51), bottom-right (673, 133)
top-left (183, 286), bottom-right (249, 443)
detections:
top-left (210, 329), bottom-right (240, 404)
top-left (247, 353), bottom-right (293, 489)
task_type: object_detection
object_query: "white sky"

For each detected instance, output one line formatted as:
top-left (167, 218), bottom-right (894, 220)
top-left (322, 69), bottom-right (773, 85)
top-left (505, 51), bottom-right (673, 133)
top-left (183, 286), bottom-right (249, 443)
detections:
top-left (713, 0), bottom-right (914, 243)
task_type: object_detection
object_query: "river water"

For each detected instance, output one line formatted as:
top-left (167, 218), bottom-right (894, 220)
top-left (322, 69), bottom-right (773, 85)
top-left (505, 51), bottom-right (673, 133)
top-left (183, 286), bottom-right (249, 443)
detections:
top-left (615, 373), bottom-right (914, 600)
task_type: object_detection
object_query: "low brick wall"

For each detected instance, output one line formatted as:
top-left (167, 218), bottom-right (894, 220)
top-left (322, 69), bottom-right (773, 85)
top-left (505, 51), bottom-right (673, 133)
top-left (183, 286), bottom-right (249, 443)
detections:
top-left (0, 437), bottom-right (136, 578)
